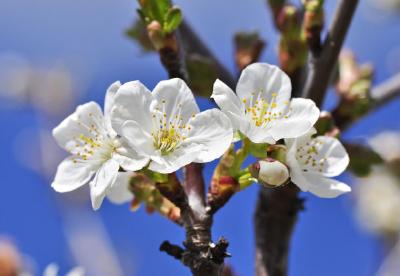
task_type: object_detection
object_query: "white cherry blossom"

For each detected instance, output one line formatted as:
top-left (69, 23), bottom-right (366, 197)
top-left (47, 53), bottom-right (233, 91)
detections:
top-left (285, 128), bottom-right (351, 198)
top-left (51, 82), bottom-right (147, 210)
top-left (211, 63), bottom-right (319, 144)
top-left (111, 78), bottom-right (233, 174)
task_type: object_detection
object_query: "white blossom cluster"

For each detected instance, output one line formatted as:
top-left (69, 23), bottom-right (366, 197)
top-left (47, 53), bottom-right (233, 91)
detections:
top-left (51, 63), bottom-right (351, 210)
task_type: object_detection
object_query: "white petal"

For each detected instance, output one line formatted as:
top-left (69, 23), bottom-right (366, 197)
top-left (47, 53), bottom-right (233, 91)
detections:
top-left (52, 102), bottom-right (103, 151)
top-left (185, 109), bottom-right (233, 163)
top-left (107, 172), bottom-right (133, 204)
top-left (51, 157), bottom-right (94, 193)
top-left (236, 63), bottom-right (291, 113)
top-left (148, 144), bottom-right (203, 174)
top-left (313, 136), bottom-right (350, 177)
top-left (89, 159), bottom-right (120, 210)
top-left (228, 112), bottom-right (275, 144)
top-left (104, 81), bottom-right (121, 119)
top-left (304, 173), bottom-right (351, 198)
top-left (211, 79), bottom-right (244, 124)
top-left (151, 78), bottom-right (200, 123)
top-left (270, 98), bottom-right (319, 140)
top-left (110, 81), bottom-right (153, 134)
top-left (286, 144), bottom-right (311, 191)
top-left (113, 152), bottom-right (149, 172)
top-left (103, 81), bottom-right (121, 136)
top-left (120, 120), bottom-right (155, 157)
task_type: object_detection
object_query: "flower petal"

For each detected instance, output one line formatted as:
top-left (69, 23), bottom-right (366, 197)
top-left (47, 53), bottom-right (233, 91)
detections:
top-left (270, 98), bottom-right (319, 141)
top-left (148, 143), bottom-right (203, 174)
top-left (236, 63), bottom-right (291, 113)
top-left (113, 141), bottom-right (149, 171)
top-left (52, 102), bottom-right (104, 151)
top-left (304, 173), bottom-right (351, 198)
top-left (51, 157), bottom-right (94, 193)
top-left (111, 81), bottom-right (153, 134)
top-left (104, 81), bottom-right (121, 119)
top-left (103, 81), bottom-right (121, 135)
top-left (89, 158), bottom-right (120, 210)
top-left (286, 143), bottom-right (311, 191)
top-left (113, 152), bottom-right (149, 172)
top-left (211, 79), bottom-right (244, 119)
top-left (107, 172), bottom-right (134, 204)
top-left (151, 78), bottom-right (200, 123)
top-left (120, 120), bottom-right (155, 157)
top-left (185, 109), bottom-right (233, 163)
top-left (313, 136), bottom-right (350, 177)
top-left (229, 112), bottom-right (275, 144)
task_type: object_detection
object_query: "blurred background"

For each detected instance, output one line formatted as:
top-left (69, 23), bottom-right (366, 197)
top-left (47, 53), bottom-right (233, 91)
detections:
top-left (1, 0), bottom-right (400, 275)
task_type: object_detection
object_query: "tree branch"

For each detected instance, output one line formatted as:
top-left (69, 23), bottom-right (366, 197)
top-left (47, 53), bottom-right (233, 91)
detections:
top-left (336, 72), bottom-right (400, 130)
top-left (302, 0), bottom-right (359, 106)
top-left (179, 20), bottom-right (236, 89)
top-left (151, 22), bottom-right (229, 275)
top-left (332, 73), bottom-right (400, 131)
top-left (254, 184), bottom-right (303, 276)
top-left (255, 1), bottom-right (359, 276)
top-left (370, 72), bottom-right (400, 107)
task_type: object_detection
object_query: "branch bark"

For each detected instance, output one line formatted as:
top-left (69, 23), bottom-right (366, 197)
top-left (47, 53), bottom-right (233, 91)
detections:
top-left (179, 20), bottom-right (236, 89)
top-left (335, 72), bottom-right (400, 130)
top-left (154, 25), bottom-right (229, 276)
top-left (255, 1), bottom-right (359, 276)
top-left (255, 184), bottom-right (303, 276)
top-left (302, 0), bottom-right (359, 106)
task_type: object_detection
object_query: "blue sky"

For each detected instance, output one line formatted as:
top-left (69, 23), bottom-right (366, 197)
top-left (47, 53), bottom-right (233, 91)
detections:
top-left (1, 0), bottom-right (400, 275)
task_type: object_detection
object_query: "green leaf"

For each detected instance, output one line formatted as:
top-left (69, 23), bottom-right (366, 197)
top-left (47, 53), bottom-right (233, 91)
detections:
top-left (137, 0), bottom-right (171, 23)
top-left (136, 8), bottom-right (147, 22)
top-left (249, 142), bottom-right (269, 158)
top-left (125, 19), bottom-right (156, 52)
top-left (164, 6), bottom-right (182, 33)
top-left (143, 168), bottom-right (169, 183)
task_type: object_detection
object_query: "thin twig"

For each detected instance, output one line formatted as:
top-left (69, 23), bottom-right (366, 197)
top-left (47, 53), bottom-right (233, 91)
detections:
top-left (179, 20), bottom-right (236, 89)
top-left (370, 72), bottom-right (400, 106)
top-left (335, 72), bottom-right (400, 130)
top-left (302, 0), bottom-right (359, 106)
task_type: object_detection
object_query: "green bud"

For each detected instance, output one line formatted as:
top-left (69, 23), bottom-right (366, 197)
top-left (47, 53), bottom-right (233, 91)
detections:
top-left (164, 6), bottom-right (183, 34)
top-left (147, 20), bottom-right (165, 50)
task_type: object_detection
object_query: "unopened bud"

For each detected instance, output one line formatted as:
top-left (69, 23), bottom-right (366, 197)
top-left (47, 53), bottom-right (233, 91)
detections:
top-left (250, 158), bottom-right (289, 188)
top-left (147, 20), bottom-right (165, 50)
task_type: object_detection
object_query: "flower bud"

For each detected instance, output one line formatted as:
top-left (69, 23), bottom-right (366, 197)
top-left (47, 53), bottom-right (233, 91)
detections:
top-left (147, 20), bottom-right (165, 50)
top-left (250, 158), bottom-right (289, 188)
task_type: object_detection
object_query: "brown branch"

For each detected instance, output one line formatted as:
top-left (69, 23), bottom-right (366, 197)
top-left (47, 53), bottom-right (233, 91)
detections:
top-left (179, 20), bottom-right (236, 89)
top-left (302, 0), bottom-right (359, 106)
top-left (255, 1), bottom-right (359, 276)
top-left (151, 21), bottom-right (229, 275)
top-left (336, 72), bottom-right (400, 130)
top-left (254, 184), bottom-right (303, 276)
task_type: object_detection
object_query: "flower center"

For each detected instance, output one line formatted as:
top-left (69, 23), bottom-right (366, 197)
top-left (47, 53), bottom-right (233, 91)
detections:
top-left (243, 91), bottom-right (287, 128)
top-left (70, 113), bottom-right (117, 164)
top-left (295, 138), bottom-right (326, 173)
top-left (153, 128), bottom-right (182, 155)
top-left (151, 100), bottom-right (191, 155)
